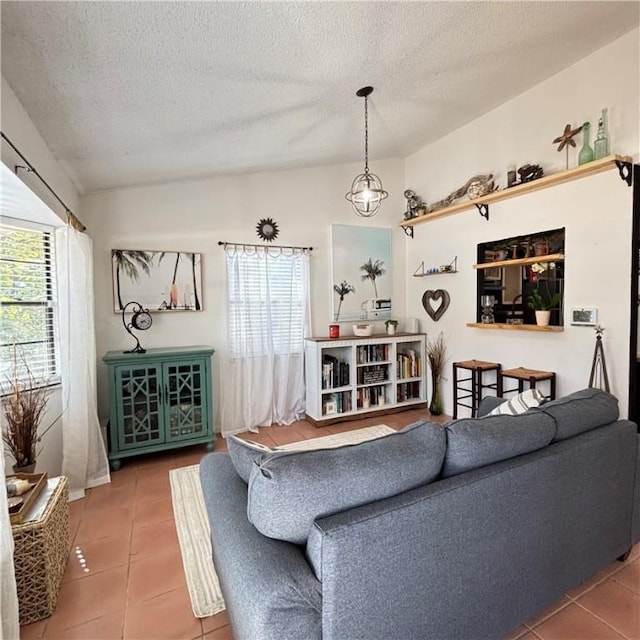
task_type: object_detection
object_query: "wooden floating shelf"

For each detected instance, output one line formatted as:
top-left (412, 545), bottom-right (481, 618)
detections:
top-left (467, 322), bottom-right (564, 332)
top-left (474, 253), bottom-right (565, 270)
top-left (399, 155), bottom-right (632, 228)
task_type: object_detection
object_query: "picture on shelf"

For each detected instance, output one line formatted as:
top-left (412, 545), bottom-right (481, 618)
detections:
top-left (483, 267), bottom-right (502, 281)
top-left (112, 249), bottom-right (203, 312)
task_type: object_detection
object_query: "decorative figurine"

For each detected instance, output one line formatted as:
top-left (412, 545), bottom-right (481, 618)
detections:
top-left (588, 325), bottom-right (610, 392)
top-left (517, 164), bottom-right (544, 183)
top-left (428, 174), bottom-right (497, 213)
top-left (404, 189), bottom-right (422, 220)
top-left (553, 123), bottom-right (583, 170)
top-left (466, 175), bottom-right (497, 200)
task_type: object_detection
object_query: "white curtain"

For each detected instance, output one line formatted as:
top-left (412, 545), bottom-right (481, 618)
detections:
top-left (56, 226), bottom-right (110, 501)
top-left (0, 442), bottom-right (19, 640)
top-left (221, 246), bottom-right (311, 436)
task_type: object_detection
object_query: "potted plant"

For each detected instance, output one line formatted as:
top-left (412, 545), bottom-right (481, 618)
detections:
top-left (527, 284), bottom-right (562, 326)
top-left (385, 319), bottom-right (399, 335)
top-left (2, 349), bottom-right (54, 473)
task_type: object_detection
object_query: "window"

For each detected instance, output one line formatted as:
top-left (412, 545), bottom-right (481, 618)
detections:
top-left (226, 248), bottom-right (309, 358)
top-left (0, 221), bottom-right (59, 386)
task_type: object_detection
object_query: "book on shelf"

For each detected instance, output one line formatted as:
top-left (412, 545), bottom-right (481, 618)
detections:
top-left (397, 349), bottom-right (422, 379)
top-left (322, 355), bottom-right (350, 389)
top-left (322, 390), bottom-right (352, 415)
top-left (356, 343), bottom-right (390, 364)
top-left (397, 381), bottom-right (421, 402)
top-left (357, 385), bottom-right (386, 409)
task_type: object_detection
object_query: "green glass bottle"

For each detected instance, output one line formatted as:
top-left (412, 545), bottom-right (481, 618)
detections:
top-left (593, 108), bottom-right (609, 159)
top-left (578, 122), bottom-right (594, 165)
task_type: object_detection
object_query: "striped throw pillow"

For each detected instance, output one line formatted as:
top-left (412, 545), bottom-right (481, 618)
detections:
top-left (488, 388), bottom-right (544, 416)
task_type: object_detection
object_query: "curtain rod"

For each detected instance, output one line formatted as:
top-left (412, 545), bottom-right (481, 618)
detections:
top-left (1, 130), bottom-right (86, 232)
top-left (218, 241), bottom-right (313, 251)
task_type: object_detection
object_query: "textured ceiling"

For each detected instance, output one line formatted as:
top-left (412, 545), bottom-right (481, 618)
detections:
top-left (1, 1), bottom-right (638, 194)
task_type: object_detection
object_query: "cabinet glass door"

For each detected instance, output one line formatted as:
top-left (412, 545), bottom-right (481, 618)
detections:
top-left (163, 359), bottom-right (208, 441)
top-left (115, 364), bottom-right (164, 450)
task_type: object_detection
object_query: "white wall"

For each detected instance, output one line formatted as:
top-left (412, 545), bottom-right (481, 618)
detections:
top-left (1, 76), bottom-right (80, 221)
top-left (81, 159), bottom-right (407, 427)
top-left (404, 28), bottom-right (639, 417)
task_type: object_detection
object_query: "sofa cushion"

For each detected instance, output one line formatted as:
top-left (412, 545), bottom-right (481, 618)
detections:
top-left (227, 436), bottom-right (272, 483)
top-left (477, 395), bottom-right (506, 417)
top-left (246, 420), bottom-right (446, 544)
top-left (540, 388), bottom-right (619, 442)
top-left (488, 389), bottom-right (544, 416)
top-left (227, 426), bottom-right (396, 484)
top-left (442, 411), bottom-right (556, 477)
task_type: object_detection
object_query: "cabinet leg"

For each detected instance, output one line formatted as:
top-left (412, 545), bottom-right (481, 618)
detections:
top-left (206, 441), bottom-right (215, 452)
top-left (109, 458), bottom-right (121, 471)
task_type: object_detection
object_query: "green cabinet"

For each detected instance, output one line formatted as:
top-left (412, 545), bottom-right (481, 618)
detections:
top-left (103, 346), bottom-right (215, 470)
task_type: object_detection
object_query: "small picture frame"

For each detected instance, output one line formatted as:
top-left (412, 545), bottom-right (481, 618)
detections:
top-left (483, 267), bottom-right (502, 281)
top-left (570, 307), bottom-right (597, 326)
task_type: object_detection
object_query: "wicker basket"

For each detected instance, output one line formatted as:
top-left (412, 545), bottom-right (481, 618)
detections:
top-left (12, 476), bottom-right (69, 625)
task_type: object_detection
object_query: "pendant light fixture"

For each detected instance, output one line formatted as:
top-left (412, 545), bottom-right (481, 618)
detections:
top-left (345, 86), bottom-right (388, 217)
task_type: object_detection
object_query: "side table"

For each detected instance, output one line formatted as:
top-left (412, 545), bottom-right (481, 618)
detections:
top-left (12, 476), bottom-right (69, 625)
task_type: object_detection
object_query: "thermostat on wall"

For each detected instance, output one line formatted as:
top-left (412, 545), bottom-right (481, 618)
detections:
top-left (570, 307), bottom-right (597, 326)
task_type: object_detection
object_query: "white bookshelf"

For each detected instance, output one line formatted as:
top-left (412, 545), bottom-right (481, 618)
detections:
top-left (304, 333), bottom-right (427, 425)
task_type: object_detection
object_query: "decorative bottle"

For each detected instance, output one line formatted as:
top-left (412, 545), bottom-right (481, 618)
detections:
top-left (593, 108), bottom-right (609, 159)
top-left (578, 122), bottom-right (594, 165)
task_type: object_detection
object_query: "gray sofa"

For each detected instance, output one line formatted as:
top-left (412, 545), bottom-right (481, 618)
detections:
top-left (200, 388), bottom-right (640, 640)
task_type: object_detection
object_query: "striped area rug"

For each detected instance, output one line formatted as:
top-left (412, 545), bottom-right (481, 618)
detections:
top-left (169, 423), bottom-right (394, 617)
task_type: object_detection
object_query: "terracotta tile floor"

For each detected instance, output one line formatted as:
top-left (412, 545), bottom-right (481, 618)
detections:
top-left (19, 409), bottom-right (640, 640)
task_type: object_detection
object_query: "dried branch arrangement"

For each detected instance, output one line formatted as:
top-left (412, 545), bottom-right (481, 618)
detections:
top-left (426, 332), bottom-right (447, 379)
top-left (2, 348), bottom-right (53, 469)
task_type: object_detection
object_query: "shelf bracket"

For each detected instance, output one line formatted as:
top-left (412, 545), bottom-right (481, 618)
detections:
top-left (615, 160), bottom-right (632, 186)
top-left (475, 203), bottom-right (489, 220)
top-left (401, 225), bottom-right (414, 238)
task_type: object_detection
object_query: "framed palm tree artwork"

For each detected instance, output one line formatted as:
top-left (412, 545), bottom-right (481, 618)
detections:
top-left (111, 249), bottom-right (203, 312)
top-left (330, 225), bottom-right (392, 322)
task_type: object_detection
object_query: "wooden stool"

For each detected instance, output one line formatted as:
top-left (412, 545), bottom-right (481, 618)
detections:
top-left (453, 360), bottom-right (502, 418)
top-left (500, 367), bottom-right (556, 401)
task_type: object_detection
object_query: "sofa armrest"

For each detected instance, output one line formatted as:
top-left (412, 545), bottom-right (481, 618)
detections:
top-left (200, 453), bottom-right (321, 640)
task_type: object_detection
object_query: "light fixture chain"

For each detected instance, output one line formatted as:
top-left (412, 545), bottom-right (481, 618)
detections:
top-left (363, 94), bottom-right (369, 173)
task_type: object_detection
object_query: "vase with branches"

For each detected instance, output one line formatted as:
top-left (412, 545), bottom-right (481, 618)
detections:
top-left (426, 332), bottom-right (447, 415)
top-left (2, 348), bottom-right (55, 472)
